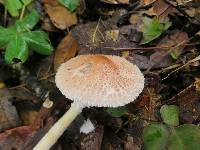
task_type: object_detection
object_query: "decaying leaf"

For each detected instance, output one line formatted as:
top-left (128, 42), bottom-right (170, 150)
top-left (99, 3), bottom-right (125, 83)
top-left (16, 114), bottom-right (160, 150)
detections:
top-left (43, 0), bottom-right (77, 30)
top-left (80, 125), bottom-right (104, 150)
top-left (0, 88), bottom-right (21, 132)
top-left (0, 126), bottom-right (34, 150)
top-left (148, 30), bottom-right (189, 70)
top-left (124, 135), bottom-right (141, 150)
top-left (54, 33), bottom-right (78, 71)
top-left (167, 79), bottom-right (200, 123)
top-left (140, 0), bottom-right (157, 6)
top-left (151, 0), bottom-right (174, 21)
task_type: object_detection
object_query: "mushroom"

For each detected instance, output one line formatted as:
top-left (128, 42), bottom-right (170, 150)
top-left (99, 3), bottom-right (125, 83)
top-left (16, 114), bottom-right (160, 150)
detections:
top-left (33, 54), bottom-right (144, 150)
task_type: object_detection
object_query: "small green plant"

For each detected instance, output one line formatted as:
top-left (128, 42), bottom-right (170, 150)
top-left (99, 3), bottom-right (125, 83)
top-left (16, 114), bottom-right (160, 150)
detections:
top-left (0, 10), bottom-right (53, 64)
top-left (4, 0), bottom-right (32, 17)
top-left (107, 106), bottom-right (128, 117)
top-left (143, 104), bottom-right (200, 150)
top-left (59, 0), bottom-right (80, 12)
top-left (140, 17), bottom-right (171, 44)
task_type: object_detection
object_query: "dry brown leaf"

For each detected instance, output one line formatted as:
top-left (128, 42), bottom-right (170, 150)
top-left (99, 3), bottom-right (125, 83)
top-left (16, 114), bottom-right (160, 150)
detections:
top-left (42, 17), bottom-right (58, 32)
top-left (105, 30), bottom-right (119, 42)
top-left (140, 0), bottom-right (157, 6)
top-left (0, 126), bottom-right (34, 150)
top-left (0, 88), bottom-right (21, 132)
top-left (80, 125), bottom-right (104, 150)
top-left (167, 79), bottom-right (200, 123)
top-left (152, 0), bottom-right (174, 21)
top-left (20, 110), bottom-right (38, 125)
top-left (43, 0), bottom-right (77, 30)
top-left (124, 135), bottom-right (141, 150)
top-left (54, 33), bottom-right (78, 71)
top-left (149, 30), bottom-right (188, 70)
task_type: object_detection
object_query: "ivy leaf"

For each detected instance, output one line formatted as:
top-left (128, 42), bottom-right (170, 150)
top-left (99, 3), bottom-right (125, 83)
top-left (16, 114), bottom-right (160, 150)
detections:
top-left (160, 105), bottom-right (179, 126)
top-left (168, 124), bottom-right (200, 150)
top-left (5, 35), bottom-right (28, 63)
top-left (59, 0), bottom-right (80, 12)
top-left (144, 123), bottom-right (169, 150)
top-left (23, 31), bottom-right (53, 55)
top-left (140, 17), bottom-right (171, 44)
top-left (107, 106), bottom-right (128, 117)
top-left (0, 10), bottom-right (53, 64)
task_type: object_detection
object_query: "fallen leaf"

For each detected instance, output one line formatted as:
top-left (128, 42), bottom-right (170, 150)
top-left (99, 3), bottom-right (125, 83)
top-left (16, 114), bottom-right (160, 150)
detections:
top-left (148, 30), bottom-right (188, 69)
top-left (105, 29), bottom-right (119, 42)
top-left (151, 0), bottom-right (174, 21)
top-left (80, 125), bottom-right (104, 150)
top-left (0, 126), bottom-right (34, 150)
top-left (0, 88), bottom-right (21, 132)
top-left (54, 33), bottom-right (78, 71)
top-left (43, 0), bottom-right (77, 30)
top-left (167, 79), bottom-right (200, 124)
top-left (140, 0), bottom-right (157, 6)
top-left (124, 135), bottom-right (141, 150)
top-left (20, 110), bottom-right (38, 125)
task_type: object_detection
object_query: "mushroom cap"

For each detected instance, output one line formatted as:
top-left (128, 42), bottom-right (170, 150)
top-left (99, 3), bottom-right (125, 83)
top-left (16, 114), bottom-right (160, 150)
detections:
top-left (55, 54), bottom-right (144, 107)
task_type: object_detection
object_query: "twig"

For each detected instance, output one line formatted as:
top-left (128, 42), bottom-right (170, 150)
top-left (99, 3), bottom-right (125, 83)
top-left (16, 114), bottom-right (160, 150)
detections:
top-left (3, 6), bottom-right (7, 26)
top-left (101, 42), bottom-right (200, 51)
top-left (92, 18), bottom-right (101, 43)
top-left (9, 73), bottom-right (55, 90)
top-left (162, 55), bottom-right (200, 80)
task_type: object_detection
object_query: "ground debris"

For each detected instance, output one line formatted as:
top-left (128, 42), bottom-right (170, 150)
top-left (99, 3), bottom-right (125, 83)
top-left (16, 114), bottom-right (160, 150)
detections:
top-left (0, 88), bottom-right (21, 132)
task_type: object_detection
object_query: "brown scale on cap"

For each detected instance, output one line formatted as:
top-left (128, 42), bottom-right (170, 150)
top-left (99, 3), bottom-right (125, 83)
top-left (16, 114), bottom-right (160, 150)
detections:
top-left (55, 54), bottom-right (144, 107)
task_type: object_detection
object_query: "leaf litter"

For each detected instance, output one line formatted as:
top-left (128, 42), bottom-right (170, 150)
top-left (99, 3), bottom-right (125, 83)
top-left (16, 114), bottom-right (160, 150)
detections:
top-left (0, 0), bottom-right (200, 149)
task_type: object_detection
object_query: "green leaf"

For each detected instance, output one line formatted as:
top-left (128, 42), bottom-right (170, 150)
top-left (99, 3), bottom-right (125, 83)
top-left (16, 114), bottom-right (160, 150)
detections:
top-left (15, 10), bottom-right (40, 32)
top-left (5, 35), bottom-right (28, 64)
top-left (59, 0), bottom-right (80, 12)
top-left (140, 17), bottom-right (171, 44)
top-left (23, 31), bottom-right (53, 55)
top-left (0, 26), bottom-right (14, 47)
top-left (21, 0), bottom-right (32, 6)
top-left (107, 106), bottom-right (128, 117)
top-left (4, 0), bottom-right (22, 17)
top-left (168, 124), bottom-right (200, 150)
top-left (170, 52), bottom-right (178, 60)
top-left (144, 123), bottom-right (169, 150)
top-left (160, 105), bottom-right (179, 126)
top-left (0, 10), bottom-right (53, 64)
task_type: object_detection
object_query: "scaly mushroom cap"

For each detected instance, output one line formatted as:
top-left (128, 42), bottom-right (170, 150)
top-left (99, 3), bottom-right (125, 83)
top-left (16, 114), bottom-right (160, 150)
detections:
top-left (55, 54), bottom-right (144, 107)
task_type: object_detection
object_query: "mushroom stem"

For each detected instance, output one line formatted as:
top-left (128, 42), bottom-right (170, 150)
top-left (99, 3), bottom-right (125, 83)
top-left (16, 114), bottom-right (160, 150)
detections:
top-left (33, 102), bottom-right (83, 150)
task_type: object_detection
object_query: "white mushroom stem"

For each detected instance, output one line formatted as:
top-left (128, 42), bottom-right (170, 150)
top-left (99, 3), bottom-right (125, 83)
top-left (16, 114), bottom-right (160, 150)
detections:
top-left (33, 102), bottom-right (84, 150)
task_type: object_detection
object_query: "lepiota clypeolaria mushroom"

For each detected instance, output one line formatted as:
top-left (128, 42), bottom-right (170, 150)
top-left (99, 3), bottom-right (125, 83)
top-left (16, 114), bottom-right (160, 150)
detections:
top-left (34, 54), bottom-right (144, 150)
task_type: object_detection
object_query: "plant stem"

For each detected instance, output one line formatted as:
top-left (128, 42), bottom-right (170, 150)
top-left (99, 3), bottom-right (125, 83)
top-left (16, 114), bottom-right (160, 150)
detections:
top-left (33, 102), bottom-right (83, 150)
top-left (20, 5), bottom-right (26, 20)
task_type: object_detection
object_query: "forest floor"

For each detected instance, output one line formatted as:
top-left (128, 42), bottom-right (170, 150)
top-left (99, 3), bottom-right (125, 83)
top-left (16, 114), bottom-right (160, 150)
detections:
top-left (0, 0), bottom-right (200, 150)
